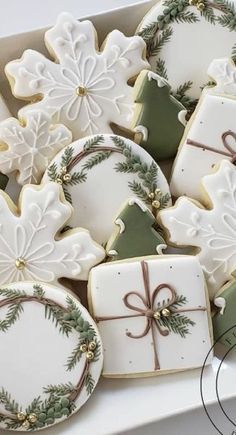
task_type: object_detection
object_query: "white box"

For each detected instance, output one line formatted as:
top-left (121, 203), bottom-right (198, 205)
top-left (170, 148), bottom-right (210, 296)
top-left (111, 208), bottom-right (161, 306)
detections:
top-left (1, 1), bottom-right (235, 434)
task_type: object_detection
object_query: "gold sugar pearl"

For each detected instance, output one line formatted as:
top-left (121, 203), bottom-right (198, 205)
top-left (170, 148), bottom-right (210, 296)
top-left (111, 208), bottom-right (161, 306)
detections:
top-left (22, 420), bottom-right (30, 430)
top-left (153, 311), bottom-right (161, 320)
top-left (148, 192), bottom-right (155, 200)
top-left (88, 341), bottom-right (97, 351)
top-left (197, 1), bottom-right (205, 9)
top-left (28, 413), bottom-right (37, 424)
top-left (15, 257), bottom-right (26, 270)
top-left (155, 188), bottom-right (161, 196)
top-left (61, 166), bottom-right (67, 175)
top-left (17, 412), bottom-right (26, 422)
top-left (162, 308), bottom-right (171, 317)
top-left (152, 200), bottom-right (161, 209)
top-left (86, 351), bottom-right (94, 361)
top-left (63, 173), bottom-right (72, 183)
top-left (80, 343), bottom-right (88, 353)
top-left (56, 177), bottom-right (63, 185)
top-left (76, 86), bottom-right (88, 97)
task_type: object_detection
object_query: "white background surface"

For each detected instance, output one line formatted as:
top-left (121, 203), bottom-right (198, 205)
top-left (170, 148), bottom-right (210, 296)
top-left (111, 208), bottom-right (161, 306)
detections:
top-left (0, 0), bottom-right (141, 37)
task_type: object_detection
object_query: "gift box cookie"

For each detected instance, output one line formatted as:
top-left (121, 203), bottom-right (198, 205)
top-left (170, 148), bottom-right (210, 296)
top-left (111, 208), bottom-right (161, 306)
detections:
top-left (89, 255), bottom-right (213, 377)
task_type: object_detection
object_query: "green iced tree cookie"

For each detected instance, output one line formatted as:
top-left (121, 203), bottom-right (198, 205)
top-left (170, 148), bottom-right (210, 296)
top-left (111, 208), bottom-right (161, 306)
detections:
top-left (106, 198), bottom-right (167, 261)
top-left (132, 70), bottom-right (187, 161)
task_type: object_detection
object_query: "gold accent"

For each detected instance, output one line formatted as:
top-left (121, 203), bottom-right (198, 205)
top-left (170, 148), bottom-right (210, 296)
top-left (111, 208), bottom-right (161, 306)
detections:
top-left (76, 86), bottom-right (87, 97)
top-left (15, 257), bottom-right (26, 270)
top-left (148, 192), bottom-right (155, 200)
top-left (80, 343), bottom-right (88, 353)
top-left (86, 351), bottom-right (94, 361)
top-left (28, 413), bottom-right (37, 423)
top-left (155, 188), bottom-right (161, 195)
top-left (153, 311), bottom-right (161, 320)
top-left (152, 200), bottom-right (161, 209)
top-left (63, 173), bottom-right (72, 182)
top-left (197, 1), bottom-right (205, 9)
top-left (22, 420), bottom-right (30, 430)
top-left (60, 166), bottom-right (67, 175)
top-left (162, 308), bottom-right (171, 317)
top-left (17, 412), bottom-right (26, 422)
top-left (188, 0), bottom-right (197, 4)
top-left (56, 177), bottom-right (63, 185)
top-left (88, 341), bottom-right (97, 351)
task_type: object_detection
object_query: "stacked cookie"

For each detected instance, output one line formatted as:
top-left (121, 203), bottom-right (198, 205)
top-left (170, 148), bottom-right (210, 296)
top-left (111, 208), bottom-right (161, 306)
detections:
top-left (0, 4), bottom-right (235, 431)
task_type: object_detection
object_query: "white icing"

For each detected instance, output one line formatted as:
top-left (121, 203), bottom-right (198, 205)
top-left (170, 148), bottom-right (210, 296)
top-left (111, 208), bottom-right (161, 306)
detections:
top-left (147, 71), bottom-right (167, 88)
top-left (108, 249), bottom-right (118, 257)
top-left (162, 160), bottom-right (236, 299)
top-left (171, 93), bottom-right (236, 200)
top-left (6, 12), bottom-right (149, 140)
top-left (178, 109), bottom-right (188, 127)
top-left (134, 125), bottom-right (148, 142)
top-left (138, 3), bottom-right (236, 98)
top-left (0, 281), bottom-right (103, 431)
top-left (42, 134), bottom-right (171, 245)
top-left (214, 297), bottom-right (226, 315)
top-left (0, 110), bottom-right (72, 185)
top-left (207, 58), bottom-right (236, 96)
top-left (0, 182), bottom-right (104, 285)
top-left (115, 218), bottom-right (125, 234)
top-left (156, 243), bottom-right (167, 255)
top-left (90, 256), bottom-right (213, 376)
top-left (128, 197), bottom-right (148, 212)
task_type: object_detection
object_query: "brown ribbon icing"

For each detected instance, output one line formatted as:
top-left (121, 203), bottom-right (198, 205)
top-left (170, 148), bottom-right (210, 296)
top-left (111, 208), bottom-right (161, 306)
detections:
top-left (96, 260), bottom-right (206, 371)
top-left (186, 130), bottom-right (236, 164)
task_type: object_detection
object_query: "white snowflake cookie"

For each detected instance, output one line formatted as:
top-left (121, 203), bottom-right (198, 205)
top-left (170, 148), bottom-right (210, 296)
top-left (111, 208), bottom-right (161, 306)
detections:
top-left (160, 160), bottom-right (236, 299)
top-left (42, 134), bottom-right (171, 245)
top-left (5, 12), bottom-right (149, 140)
top-left (0, 110), bottom-right (72, 186)
top-left (0, 182), bottom-right (104, 285)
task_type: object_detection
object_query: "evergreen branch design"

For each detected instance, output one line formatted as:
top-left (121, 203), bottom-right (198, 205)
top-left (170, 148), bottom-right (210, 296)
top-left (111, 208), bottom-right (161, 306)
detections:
top-left (43, 383), bottom-right (75, 396)
top-left (0, 388), bottom-right (19, 414)
top-left (156, 58), bottom-right (169, 80)
top-left (0, 302), bottom-right (24, 332)
top-left (159, 313), bottom-right (195, 337)
top-left (85, 373), bottom-right (95, 395)
top-left (44, 303), bottom-right (72, 337)
top-left (148, 27), bottom-right (173, 57)
top-left (174, 11), bottom-right (199, 23)
top-left (66, 342), bottom-right (83, 371)
top-left (63, 188), bottom-right (73, 204)
top-left (232, 42), bottom-right (236, 61)
top-left (82, 151), bottom-right (111, 170)
top-left (33, 284), bottom-right (45, 299)
top-left (61, 146), bottom-right (74, 168)
top-left (83, 134), bottom-right (105, 150)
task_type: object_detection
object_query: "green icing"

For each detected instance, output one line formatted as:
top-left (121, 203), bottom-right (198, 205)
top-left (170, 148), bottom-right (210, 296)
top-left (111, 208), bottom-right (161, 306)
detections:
top-left (213, 280), bottom-right (236, 349)
top-left (106, 199), bottom-right (166, 261)
top-left (133, 70), bottom-right (186, 161)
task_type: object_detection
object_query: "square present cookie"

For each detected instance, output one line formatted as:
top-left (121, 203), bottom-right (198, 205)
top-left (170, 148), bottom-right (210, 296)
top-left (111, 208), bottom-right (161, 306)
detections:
top-left (89, 256), bottom-right (213, 377)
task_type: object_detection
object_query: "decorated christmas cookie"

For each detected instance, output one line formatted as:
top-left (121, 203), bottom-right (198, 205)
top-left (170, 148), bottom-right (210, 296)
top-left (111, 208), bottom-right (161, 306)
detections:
top-left (0, 110), bottom-right (72, 186)
top-left (132, 70), bottom-right (187, 160)
top-left (106, 198), bottom-right (167, 261)
top-left (213, 270), bottom-right (236, 349)
top-left (89, 255), bottom-right (212, 377)
top-left (160, 159), bottom-right (236, 299)
top-left (5, 12), bottom-right (149, 140)
top-left (137, 0), bottom-right (236, 104)
top-left (0, 182), bottom-right (104, 286)
top-left (43, 134), bottom-right (171, 245)
top-left (0, 281), bottom-right (103, 431)
top-left (171, 58), bottom-right (236, 200)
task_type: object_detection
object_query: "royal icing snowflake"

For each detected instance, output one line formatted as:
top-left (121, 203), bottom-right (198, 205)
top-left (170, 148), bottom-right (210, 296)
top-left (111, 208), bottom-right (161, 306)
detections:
top-left (6, 12), bottom-right (149, 139)
top-left (160, 160), bottom-right (236, 299)
top-left (0, 110), bottom-right (72, 185)
top-left (0, 182), bottom-right (104, 285)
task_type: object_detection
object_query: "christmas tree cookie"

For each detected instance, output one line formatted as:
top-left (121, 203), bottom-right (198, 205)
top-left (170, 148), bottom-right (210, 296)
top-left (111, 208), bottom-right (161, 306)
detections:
top-left (137, 0), bottom-right (236, 104)
top-left (213, 270), bottom-right (236, 349)
top-left (89, 255), bottom-right (212, 377)
top-left (0, 182), bottom-right (104, 286)
top-left (106, 198), bottom-right (167, 261)
top-left (160, 159), bottom-right (236, 299)
top-left (132, 70), bottom-right (187, 161)
top-left (0, 281), bottom-right (103, 431)
top-left (5, 12), bottom-right (149, 140)
top-left (43, 134), bottom-right (171, 245)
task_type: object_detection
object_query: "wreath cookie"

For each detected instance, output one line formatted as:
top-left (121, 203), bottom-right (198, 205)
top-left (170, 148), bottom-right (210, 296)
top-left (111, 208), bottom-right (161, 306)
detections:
top-left (0, 281), bottom-right (103, 431)
top-left (43, 134), bottom-right (171, 245)
top-left (137, 0), bottom-right (236, 105)
top-left (5, 12), bottom-right (149, 140)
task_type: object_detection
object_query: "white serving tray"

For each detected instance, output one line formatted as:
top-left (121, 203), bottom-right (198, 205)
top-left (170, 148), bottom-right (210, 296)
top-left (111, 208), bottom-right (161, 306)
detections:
top-left (1, 1), bottom-right (234, 434)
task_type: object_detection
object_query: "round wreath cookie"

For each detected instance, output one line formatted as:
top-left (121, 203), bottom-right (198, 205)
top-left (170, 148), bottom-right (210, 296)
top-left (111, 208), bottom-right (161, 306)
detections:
top-left (5, 12), bottom-right (149, 141)
top-left (137, 0), bottom-right (236, 104)
top-left (0, 281), bottom-right (103, 431)
top-left (42, 134), bottom-right (171, 245)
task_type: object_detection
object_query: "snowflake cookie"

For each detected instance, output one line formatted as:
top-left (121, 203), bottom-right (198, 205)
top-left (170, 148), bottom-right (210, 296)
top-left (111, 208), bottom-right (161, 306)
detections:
top-left (43, 134), bottom-right (171, 245)
top-left (5, 12), bottom-right (149, 140)
top-left (171, 58), bottom-right (236, 200)
top-left (89, 255), bottom-right (212, 377)
top-left (0, 182), bottom-right (104, 285)
top-left (213, 270), bottom-right (236, 350)
top-left (0, 110), bottom-right (72, 186)
top-left (160, 159), bottom-right (236, 299)
top-left (137, 0), bottom-right (236, 104)
top-left (0, 281), bottom-right (103, 431)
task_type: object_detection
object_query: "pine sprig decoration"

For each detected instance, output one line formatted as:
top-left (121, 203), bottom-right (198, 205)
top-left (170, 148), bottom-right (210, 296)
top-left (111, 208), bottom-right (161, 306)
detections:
top-left (171, 294), bottom-right (188, 308)
top-left (83, 135), bottom-right (105, 151)
top-left (148, 27), bottom-right (173, 57)
top-left (0, 303), bottom-right (24, 333)
top-left (174, 11), bottom-right (199, 23)
top-left (82, 151), bottom-right (111, 171)
top-left (128, 181), bottom-right (150, 204)
top-left (85, 373), bottom-right (95, 395)
top-left (200, 6), bottom-right (216, 24)
top-left (66, 341), bottom-right (83, 371)
top-left (138, 22), bottom-right (159, 43)
top-left (156, 58), bottom-right (169, 80)
top-left (0, 288), bottom-right (26, 299)
top-left (25, 397), bottom-right (42, 415)
top-left (232, 42), bottom-right (236, 62)
top-left (33, 284), bottom-right (45, 299)
top-left (44, 303), bottom-right (72, 337)
top-left (61, 146), bottom-right (74, 168)
top-left (63, 188), bottom-right (72, 204)
top-left (159, 313), bottom-right (195, 337)
top-left (43, 383), bottom-right (75, 396)
top-left (47, 162), bottom-right (58, 182)
top-left (0, 388), bottom-right (19, 414)
top-left (67, 171), bottom-right (87, 186)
